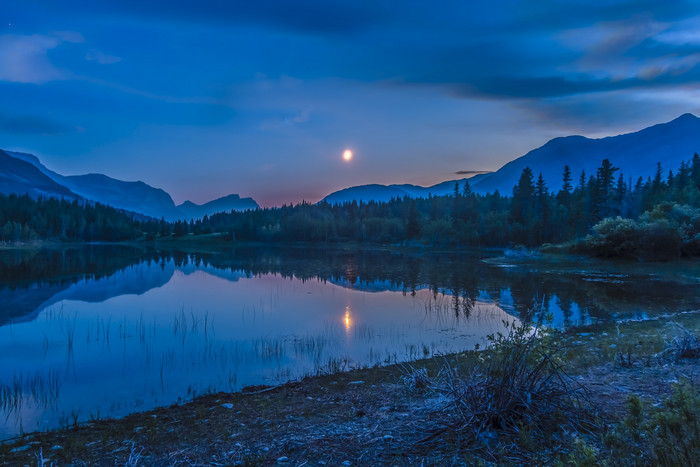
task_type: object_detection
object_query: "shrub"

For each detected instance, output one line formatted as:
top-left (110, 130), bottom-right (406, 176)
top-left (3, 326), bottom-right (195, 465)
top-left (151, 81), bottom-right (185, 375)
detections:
top-left (605, 379), bottom-right (700, 466)
top-left (419, 320), bottom-right (590, 461)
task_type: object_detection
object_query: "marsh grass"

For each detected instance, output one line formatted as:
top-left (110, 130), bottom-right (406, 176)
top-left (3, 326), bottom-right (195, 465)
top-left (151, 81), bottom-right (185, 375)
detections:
top-left (0, 368), bottom-right (61, 412)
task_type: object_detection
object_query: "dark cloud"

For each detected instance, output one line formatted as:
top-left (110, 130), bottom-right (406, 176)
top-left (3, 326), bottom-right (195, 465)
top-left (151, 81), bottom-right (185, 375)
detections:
top-left (0, 113), bottom-right (71, 135)
top-left (514, 90), bottom-right (700, 134)
top-left (36, 0), bottom-right (389, 35)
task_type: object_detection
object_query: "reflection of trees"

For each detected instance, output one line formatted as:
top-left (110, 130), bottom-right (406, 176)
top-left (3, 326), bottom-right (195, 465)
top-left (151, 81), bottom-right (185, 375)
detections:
top-left (2, 245), bottom-right (698, 328)
top-left (209, 247), bottom-right (699, 326)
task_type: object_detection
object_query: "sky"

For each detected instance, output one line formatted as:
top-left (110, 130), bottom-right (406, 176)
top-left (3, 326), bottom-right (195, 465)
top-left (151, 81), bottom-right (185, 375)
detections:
top-left (2, 1), bottom-right (700, 206)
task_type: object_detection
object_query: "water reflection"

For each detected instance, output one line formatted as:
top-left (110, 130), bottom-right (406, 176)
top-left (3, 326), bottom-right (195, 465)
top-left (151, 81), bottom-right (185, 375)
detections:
top-left (0, 245), bottom-right (698, 439)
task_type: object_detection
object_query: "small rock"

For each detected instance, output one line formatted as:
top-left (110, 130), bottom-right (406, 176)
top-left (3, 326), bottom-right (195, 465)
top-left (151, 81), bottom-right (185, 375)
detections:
top-left (343, 461), bottom-right (352, 466)
top-left (306, 396), bottom-right (314, 400)
top-left (262, 447), bottom-right (270, 452)
top-left (51, 445), bottom-right (64, 451)
top-left (349, 381), bottom-right (365, 385)
top-left (10, 445), bottom-right (30, 453)
top-left (383, 435), bottom-right (394, 441)
top-left (277, 456), bottom-right (289, 463)
top-left (221, 403), bottom-right (234, 409)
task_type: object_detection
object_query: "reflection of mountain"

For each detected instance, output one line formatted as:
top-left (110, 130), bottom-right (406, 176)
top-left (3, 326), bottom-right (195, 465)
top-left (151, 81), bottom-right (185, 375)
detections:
top-left (0, 249), bottom-right (251, 326)
top-left (329, 278), bottom-right (403, 293)
top-left (23, 262), bottom-right (176, 322)
top-left (0, 246), bottom-right (169, 325)
top-left (2, 245), bottom-right (699, 329)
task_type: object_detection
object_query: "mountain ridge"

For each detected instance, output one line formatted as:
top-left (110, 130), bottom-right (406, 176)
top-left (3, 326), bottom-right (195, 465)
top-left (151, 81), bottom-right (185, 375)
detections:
top-left (469, 113), bottom-right (700, 195)
top-left (1, 150), bottom-right (258, 220)
top-left (321, 113), bottom-right (700, 203)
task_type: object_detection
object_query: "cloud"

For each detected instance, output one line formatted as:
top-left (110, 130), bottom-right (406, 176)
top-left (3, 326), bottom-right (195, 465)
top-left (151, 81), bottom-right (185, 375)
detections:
top-left (44, 0), bottom-right (389, 36)
top-left (85, 50), bottom-right (122, 64)
top-left (0, 34), bottom-right (68, 83)
top-left (51, 31), bottom-right (85, 43)
top-left (514, 89), bottom-right (700, 134)
top-left (0, 112), bottom-right (72, 135)
top-left (454, 170), bottom-right (492, 175)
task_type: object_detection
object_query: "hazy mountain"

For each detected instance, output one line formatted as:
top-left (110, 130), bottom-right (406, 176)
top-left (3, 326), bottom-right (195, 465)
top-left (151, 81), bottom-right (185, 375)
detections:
top-left (470, 113), bottom-right (700, 195)
top-left (0, 149), bottom-right (79, 200)
top-left (177, 194), bottom-right (259, 220)
top-left (65, 174), bottom-right (183, 220)
top-left (321, 173), bottom-right (493, 205)
top-left (2, 150), bottom-right (258, 220)
top-left (6, 150), bottom-right (183, 219)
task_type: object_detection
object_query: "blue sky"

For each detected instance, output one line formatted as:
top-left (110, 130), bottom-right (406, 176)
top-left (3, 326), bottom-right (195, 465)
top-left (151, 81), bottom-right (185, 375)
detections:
top-left (2, 1), bottom-right (700, 206)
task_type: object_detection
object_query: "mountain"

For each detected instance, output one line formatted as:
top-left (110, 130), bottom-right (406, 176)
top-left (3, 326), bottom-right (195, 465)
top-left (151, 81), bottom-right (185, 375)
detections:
top-left (320, 114), bottom-right (700, 204)
top-left (0, 149), bottom-right (80, 200)
top-left (470, 113), bottom-right (700, 195)
top-left (6, 150), bottom-right (184, 220)
top-left (322, 173), bottom-right (493, 205)
top-left (65, 174), bottom-right (183, 220)
top-left (2, 150), bottom-right (259, 220)
top-left (177, 194), bottom-right (259, 220)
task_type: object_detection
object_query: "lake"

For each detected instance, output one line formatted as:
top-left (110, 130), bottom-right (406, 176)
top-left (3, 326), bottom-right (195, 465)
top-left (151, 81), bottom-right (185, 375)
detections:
top-left (1, 245), bottom-right (699, 439)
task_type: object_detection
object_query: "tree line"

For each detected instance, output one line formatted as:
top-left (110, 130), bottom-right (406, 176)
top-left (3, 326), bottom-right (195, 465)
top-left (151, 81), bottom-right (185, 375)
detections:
top-left (0, 195), bottom-right (141, 243)
top-left (4, 154), bottom-right (700, 259)
top-left (140, 154), bottom-right (700, 258)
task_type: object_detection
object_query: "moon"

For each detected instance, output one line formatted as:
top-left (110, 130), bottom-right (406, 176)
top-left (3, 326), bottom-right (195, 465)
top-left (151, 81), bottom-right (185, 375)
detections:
top-left (343, 149), bottom-right (353, 161)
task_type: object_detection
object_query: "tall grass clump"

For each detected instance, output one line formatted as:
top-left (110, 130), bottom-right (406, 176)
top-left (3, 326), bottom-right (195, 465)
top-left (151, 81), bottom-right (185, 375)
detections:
top-left (419, 319), bottom-right (591, 461)
top-left (660, 322), bottom-right (700, 361)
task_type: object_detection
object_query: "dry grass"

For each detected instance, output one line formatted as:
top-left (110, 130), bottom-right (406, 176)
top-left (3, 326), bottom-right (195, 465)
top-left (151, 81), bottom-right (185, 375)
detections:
top-left (660, 322), bottom-right (700, 361)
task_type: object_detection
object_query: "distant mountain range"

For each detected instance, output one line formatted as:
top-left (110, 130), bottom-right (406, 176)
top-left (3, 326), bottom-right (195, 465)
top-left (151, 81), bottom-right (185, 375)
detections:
top-left (322, 173), bottom-right (493, 204)
top-left (4, 113), bottom-right (699, 215)
top-left (177, 194), bottom-right (259, 220)
top-left (0, 150), bottom-right (259, 220)
top-left (322, 113), bottom-right (700, 204)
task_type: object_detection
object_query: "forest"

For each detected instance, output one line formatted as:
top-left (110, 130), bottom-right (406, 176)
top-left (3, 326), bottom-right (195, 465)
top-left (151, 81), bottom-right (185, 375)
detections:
top-left (4, 154), bottom-right (700, 260)
top-left (0, 195), bottom-right (141, 243)
top-left (149, 154), bottom-right (700, 259)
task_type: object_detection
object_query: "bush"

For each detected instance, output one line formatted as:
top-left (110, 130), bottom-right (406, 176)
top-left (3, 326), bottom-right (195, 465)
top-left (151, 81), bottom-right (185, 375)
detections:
top-left (577, 203), bottom-right (700, 260)
top-left (420, 320), bottom-right (590, 461)
top-left (605, 379), bottom-right (700, 466)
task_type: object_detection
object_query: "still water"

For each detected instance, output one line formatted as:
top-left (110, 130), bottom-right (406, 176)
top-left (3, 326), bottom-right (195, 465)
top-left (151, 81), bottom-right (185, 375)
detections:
top-left (1, 245), bottom-right (698, 439)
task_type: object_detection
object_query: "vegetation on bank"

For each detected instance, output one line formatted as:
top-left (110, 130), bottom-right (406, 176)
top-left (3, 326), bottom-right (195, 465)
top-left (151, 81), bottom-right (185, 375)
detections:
top-left (3, 154), bottom-right (700, 259)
